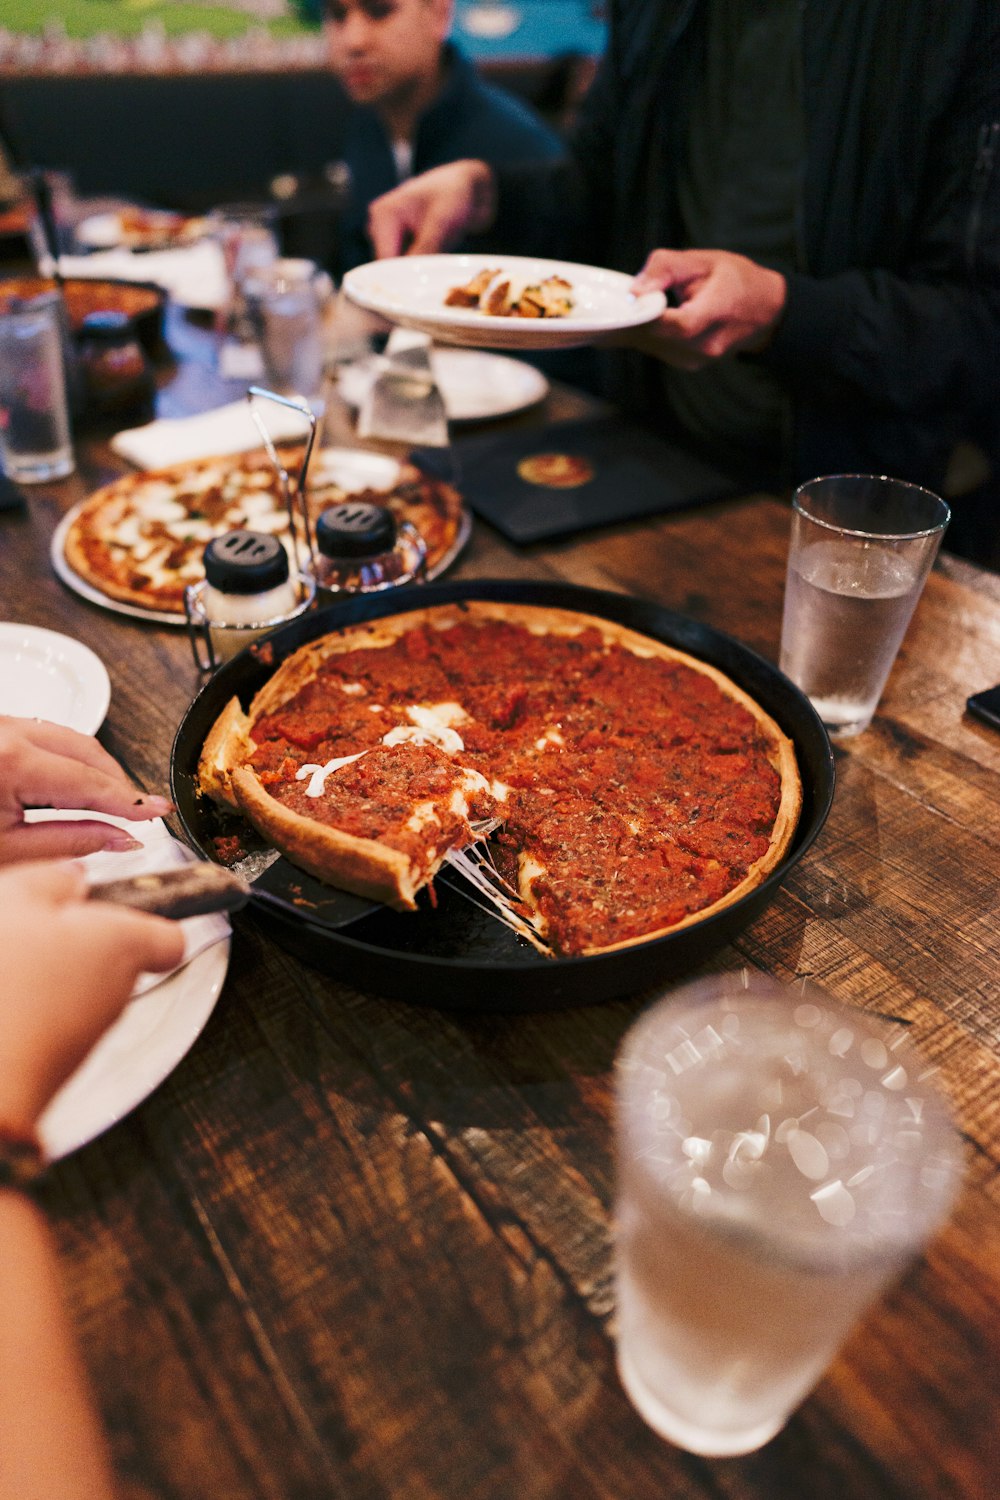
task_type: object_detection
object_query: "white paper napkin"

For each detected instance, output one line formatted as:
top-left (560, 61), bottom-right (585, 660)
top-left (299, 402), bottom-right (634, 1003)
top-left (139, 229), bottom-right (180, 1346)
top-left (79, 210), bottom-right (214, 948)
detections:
top-left (24, 809), bottom-right (230, 996)
top-left (109, 397), bottom-right (313, 469)
top-left (57, 241), bottom-right (230, 312)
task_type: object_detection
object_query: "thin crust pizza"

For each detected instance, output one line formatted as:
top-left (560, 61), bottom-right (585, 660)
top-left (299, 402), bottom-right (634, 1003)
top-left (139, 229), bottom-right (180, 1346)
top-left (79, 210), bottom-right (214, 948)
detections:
top-left (196, 601), bottom-right (802, 959)
top-left (61, 445), bottom-right (465, 615)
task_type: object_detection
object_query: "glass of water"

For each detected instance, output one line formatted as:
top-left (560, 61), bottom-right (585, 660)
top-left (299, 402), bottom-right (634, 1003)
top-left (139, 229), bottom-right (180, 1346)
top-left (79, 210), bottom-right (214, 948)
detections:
top-left (248, 258), bottom-right (331, 406)
top-left (614, 971), bottom-right (963, 1457)
top-left (779, 474), bottom-right (950, 737)
top-left (0, 290), bottom-right (74, 483)
top-left (207, 201), bottom-right (280, 341)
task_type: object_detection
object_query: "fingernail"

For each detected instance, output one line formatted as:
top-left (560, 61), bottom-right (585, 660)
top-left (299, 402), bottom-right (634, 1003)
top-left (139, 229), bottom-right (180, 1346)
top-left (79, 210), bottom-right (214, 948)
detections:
top-left (103, 833), bottom-right (144, 852)
top-left (133, 795), bottom-right (174, 815)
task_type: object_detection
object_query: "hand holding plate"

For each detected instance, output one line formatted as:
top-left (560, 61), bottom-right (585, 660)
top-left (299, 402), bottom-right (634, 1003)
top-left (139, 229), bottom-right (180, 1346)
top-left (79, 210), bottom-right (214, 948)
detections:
top-left (629, 248), bottom-right (788, 368)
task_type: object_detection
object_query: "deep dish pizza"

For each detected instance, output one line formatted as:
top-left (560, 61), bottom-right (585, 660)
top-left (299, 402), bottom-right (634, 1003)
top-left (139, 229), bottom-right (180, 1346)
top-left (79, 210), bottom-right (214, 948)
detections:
top-left (61, 446), bottom-right (466, 615)
top-left (197, 601), bottom-right (801, 958)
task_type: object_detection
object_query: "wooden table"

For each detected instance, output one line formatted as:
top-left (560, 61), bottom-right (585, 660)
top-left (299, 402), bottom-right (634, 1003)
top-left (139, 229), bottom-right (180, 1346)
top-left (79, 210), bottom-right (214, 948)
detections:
top-left (2, 310), bottom-right (998, 1500)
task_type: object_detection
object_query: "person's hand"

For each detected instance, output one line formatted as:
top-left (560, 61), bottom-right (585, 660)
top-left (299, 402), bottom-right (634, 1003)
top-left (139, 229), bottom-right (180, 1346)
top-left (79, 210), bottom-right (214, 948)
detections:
top-left (625, 249), bottom-right (787, 368)
top-left (0, 717), bottom-right (173, 866)
top-left (0, 861), bottom-right (185, 1136)
top-left (367, 159), bottom-right (497, 259)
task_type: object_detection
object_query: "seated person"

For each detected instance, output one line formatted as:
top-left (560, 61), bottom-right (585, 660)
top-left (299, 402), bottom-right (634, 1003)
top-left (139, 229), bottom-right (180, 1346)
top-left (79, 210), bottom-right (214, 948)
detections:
top-left (323, 0), bottom-right (566, 277)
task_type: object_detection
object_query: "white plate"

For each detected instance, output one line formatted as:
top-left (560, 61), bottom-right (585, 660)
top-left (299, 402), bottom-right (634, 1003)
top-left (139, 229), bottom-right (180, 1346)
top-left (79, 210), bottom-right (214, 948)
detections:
top-left (338, 347), bottom-right (549, 423)
top-left (342, 254), bottom-right (666, 350)
top-left (35, 814), bottom-right (231, 1161)
top-left (50, 448), bottom-right (472, 626)
top-left (0, 623), bottom-right (111, 732)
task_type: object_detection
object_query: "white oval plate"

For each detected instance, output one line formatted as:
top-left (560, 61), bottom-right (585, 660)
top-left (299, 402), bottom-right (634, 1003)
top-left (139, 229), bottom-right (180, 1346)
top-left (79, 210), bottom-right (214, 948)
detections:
top-left (342, 254), bottom-right (666, 350)
top-left (338, 347), bottom-right (549, 423)
top-left (35, 814), bottom-right (231, 1161)
top-left (0, 623), bottom-right (111, 732)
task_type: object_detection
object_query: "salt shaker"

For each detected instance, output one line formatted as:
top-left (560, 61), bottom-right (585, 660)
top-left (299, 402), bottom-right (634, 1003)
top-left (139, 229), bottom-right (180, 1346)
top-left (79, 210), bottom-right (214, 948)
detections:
top-left (312, 501), bottom-right (427, 595)
top-left (185, 529), bottom-right (315, 670)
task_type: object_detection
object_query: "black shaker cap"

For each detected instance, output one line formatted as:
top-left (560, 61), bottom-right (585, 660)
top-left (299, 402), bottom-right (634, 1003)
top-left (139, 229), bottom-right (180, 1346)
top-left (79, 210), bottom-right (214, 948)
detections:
top-left (203, 530), bottom-right (289, 594)
top-left (316, 501), bottom-right (396, 560)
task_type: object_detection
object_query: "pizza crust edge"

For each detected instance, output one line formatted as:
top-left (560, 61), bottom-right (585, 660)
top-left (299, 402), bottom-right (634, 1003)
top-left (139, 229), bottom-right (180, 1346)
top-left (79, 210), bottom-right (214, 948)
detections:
top-left (230, 766), bottom-right (424, 911)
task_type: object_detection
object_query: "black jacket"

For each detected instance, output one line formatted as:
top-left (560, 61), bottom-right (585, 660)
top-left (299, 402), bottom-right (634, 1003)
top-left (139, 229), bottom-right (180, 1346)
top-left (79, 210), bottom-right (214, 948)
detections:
top-left (498, 0), bottom-right (1000, 489)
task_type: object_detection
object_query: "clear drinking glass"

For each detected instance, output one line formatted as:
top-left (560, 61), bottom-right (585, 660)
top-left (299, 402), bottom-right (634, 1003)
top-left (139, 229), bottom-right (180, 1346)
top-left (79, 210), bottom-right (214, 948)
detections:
top-left (614, 971), bottom-right (963, 1457)
top-left (779, 474), bottom-right (950, 737)
top-left (0, 290), bottom-right (74, 483)
top-left (208, 201), bottom-right (280, 341)
top-left (248, 258), bottom-right (331, 405)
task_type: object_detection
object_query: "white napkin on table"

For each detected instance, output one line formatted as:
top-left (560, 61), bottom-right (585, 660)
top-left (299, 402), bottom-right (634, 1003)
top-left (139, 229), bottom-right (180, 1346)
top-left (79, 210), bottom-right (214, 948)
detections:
top-left (57, 241), bottom-right (230, 312)
top-left (109, 397), bottom-right (313, 469)
top-left (24, 809), bottom-right (230, 996)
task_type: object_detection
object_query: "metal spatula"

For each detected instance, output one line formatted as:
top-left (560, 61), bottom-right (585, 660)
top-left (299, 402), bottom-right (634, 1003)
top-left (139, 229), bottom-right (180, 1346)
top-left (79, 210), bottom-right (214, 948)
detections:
top-left (356, 328), bottom-right (449, 447)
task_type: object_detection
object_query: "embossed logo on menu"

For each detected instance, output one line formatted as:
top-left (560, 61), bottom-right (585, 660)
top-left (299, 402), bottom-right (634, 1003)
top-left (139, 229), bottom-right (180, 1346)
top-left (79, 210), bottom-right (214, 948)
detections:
top-left (517, 453), bottom-right (595, 489)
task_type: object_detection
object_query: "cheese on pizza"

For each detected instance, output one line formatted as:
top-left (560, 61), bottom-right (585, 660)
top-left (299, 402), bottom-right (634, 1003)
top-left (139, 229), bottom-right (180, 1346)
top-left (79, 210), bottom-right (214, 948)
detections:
top-left (197, 602), bottom-right (802, 958)
top-left (62, 446), bottom-right (465, 614)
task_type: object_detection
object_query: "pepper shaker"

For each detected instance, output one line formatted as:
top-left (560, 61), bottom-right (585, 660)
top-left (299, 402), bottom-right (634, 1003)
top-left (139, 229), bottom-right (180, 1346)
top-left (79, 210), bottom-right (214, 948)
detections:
top-left (312, 501), bottom-right (426, 595)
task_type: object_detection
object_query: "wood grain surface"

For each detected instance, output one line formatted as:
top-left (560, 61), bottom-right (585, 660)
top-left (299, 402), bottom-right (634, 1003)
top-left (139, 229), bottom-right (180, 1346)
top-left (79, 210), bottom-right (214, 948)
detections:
top-left (2, 309), bottom-right (998, 1500)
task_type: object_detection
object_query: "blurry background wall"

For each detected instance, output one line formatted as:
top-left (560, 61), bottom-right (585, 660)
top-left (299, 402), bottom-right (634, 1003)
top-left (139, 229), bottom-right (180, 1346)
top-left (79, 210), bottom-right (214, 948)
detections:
top-left (0, 3), bottom-right (604, 208)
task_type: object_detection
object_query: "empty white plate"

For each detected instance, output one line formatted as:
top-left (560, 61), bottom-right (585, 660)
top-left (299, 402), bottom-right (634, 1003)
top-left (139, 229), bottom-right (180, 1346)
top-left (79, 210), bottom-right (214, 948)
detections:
top-left (338, 347), bottom-right (549, 423)
top-left (0, 623), bottom-right (111, 734)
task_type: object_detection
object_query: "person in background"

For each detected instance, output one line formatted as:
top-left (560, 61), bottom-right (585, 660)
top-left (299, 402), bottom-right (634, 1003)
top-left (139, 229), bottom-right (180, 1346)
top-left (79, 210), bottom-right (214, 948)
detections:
top-left (323, 0), bottom-right (566, 277)
top-left (366, 0), bottom-right (1000, 496)
top-left (0, 717), bottom-right (184, 1500)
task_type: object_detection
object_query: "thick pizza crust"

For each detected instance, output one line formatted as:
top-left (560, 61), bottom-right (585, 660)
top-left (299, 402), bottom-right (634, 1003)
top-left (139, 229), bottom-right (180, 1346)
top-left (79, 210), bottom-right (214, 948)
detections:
top-left (197, 600), bottom-right (803, 955)
top-left (62, 466), bottom-right (170, 611)
top-left (230, 767), bottom-right (424, 909)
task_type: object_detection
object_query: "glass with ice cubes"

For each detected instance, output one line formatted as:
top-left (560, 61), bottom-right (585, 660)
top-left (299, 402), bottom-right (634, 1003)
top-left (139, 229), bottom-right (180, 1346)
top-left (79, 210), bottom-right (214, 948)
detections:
top-left (613, 972), bottom-right (963, 1457)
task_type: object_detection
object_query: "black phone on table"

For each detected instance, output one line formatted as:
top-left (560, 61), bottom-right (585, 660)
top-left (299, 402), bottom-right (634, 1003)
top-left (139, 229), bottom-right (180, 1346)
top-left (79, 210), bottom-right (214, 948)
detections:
top-left (965, 684), bottom-right (1000, 731)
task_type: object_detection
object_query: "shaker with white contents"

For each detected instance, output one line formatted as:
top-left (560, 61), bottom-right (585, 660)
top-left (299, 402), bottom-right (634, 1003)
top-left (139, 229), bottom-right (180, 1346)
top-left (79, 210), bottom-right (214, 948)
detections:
top-left (185, 529), bottom-right (315, 670)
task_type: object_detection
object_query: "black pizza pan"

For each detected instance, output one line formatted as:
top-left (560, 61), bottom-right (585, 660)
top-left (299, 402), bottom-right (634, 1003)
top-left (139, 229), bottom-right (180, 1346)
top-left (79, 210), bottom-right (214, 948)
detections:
top-left (170, 578), bottom-right (835, 1010)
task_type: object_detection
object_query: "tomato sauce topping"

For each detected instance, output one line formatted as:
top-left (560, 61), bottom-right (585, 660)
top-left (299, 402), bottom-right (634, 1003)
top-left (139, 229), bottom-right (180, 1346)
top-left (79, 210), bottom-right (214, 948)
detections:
top-left (247, 619), bottom-right (783, 954)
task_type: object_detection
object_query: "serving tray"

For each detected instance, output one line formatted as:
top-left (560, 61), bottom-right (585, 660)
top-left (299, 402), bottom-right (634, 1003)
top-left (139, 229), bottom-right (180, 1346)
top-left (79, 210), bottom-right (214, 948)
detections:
top-left (170, 579), bottom-right (835, 1009)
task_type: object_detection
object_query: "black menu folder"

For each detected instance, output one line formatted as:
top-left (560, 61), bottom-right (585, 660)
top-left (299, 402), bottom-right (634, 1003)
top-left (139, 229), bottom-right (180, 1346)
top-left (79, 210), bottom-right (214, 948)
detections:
top-left (453, 414), bottom-right (742, 545)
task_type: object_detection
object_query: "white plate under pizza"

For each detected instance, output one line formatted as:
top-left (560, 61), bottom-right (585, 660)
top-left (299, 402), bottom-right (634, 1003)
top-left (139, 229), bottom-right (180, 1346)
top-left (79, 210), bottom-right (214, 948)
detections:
top-left (51, 445), bottom-right (471, 626)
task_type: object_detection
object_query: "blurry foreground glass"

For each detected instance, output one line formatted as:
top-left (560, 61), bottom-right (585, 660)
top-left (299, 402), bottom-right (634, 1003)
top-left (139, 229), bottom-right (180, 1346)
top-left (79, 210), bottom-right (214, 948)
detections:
top-left (779, 474), bottom-right (949, 737)
top-left (0, 290), bottom-right (74, 482)
top-left (247, 258), bottom-right (332, 406)
top-left (614, 972), bottom-right (963, 1457)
